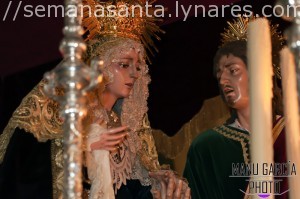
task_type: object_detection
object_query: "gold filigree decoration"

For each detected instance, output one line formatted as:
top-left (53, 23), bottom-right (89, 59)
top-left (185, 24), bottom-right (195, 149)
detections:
top-left (51, 139), bottom-right (64, 199)
top-left (6, 79), bottom-right (63, 141)
top-left (0, 80), bottom-right (63, 163)
top-left (137, 115), bottom-right (160, 171)
top-left (221, 15), bottom-right (284, 79)
top-left (214, 118), bottom-right (285, 166)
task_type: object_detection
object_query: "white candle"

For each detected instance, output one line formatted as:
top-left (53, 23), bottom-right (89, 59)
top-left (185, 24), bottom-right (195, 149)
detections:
top-left (248, 18), bottom-right (274, 199)
top-left (280, 47), bottom-right (300, 198)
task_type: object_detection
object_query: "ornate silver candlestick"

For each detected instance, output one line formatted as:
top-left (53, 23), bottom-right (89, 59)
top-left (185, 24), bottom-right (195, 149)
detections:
top-left (43, 0), bottom-right (102, 198)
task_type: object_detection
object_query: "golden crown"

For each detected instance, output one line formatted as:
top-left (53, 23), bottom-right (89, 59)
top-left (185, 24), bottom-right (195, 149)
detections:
top-left (82, 0), bottom-right (163, 58)
top-left (220, 15), bottom-right (284, 79)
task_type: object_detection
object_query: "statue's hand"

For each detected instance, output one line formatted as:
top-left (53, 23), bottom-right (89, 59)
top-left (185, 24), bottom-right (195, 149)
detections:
top-left (90, 126), bottom-right (128, 151)
top-left (149, 170), bottom-right (191, 199)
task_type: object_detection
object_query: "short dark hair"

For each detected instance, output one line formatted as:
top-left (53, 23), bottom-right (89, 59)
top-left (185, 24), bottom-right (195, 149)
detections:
top-left (213, 40), bottom-right (247, 78)
top-left (213, 40), bottom-right (283, 122)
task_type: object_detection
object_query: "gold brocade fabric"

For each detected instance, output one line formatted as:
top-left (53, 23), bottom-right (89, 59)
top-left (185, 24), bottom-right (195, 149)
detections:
top-left (137, 128), bottom-right (160, 172)
top-left (0, 79), bottom-right (65, 197)
top-left (137, 114), bottom-right (160, 171)
top-left (0, 80), bottom-right (63, 164)
top-left (51, 139), bottom-right (64, 199)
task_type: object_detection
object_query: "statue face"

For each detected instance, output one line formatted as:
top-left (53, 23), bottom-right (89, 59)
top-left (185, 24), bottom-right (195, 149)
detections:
top-left (105, 46), bottom-right (143, 99)
top-left (216, 54), bottom-right (249, 109)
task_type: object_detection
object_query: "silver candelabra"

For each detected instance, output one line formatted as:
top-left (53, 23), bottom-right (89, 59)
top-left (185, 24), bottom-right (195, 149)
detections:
top-left (43, 0), bottom-right (102, 198)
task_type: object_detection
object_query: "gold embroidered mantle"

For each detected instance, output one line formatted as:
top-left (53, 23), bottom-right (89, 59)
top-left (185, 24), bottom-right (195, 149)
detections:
top-left (0, 79), bottom-right (160, 197)
top-left (0, 80), bottom-right (63, 163)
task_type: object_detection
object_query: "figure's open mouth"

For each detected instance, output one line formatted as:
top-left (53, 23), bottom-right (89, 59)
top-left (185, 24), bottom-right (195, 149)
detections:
top-left (223, 87), bottom-right (234, 95)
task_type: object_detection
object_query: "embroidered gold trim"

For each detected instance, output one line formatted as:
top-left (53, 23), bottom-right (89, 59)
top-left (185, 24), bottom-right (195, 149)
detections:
top-left (51, 139), bottom-right (64, 199)
top-left (213, 125), bottom-right (250, 164)
top-left (0, 123), bottom-right (15, 163)
top-left (137, 114), bottom-right (160, 171)
top-left (0, 80), bottom-right (63, 164)
top-left (3, 80), bottom-right (63, 141)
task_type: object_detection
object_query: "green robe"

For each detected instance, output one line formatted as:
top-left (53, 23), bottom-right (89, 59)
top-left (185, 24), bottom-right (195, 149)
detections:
top-left (183, 125), bottom-right (250, 199)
